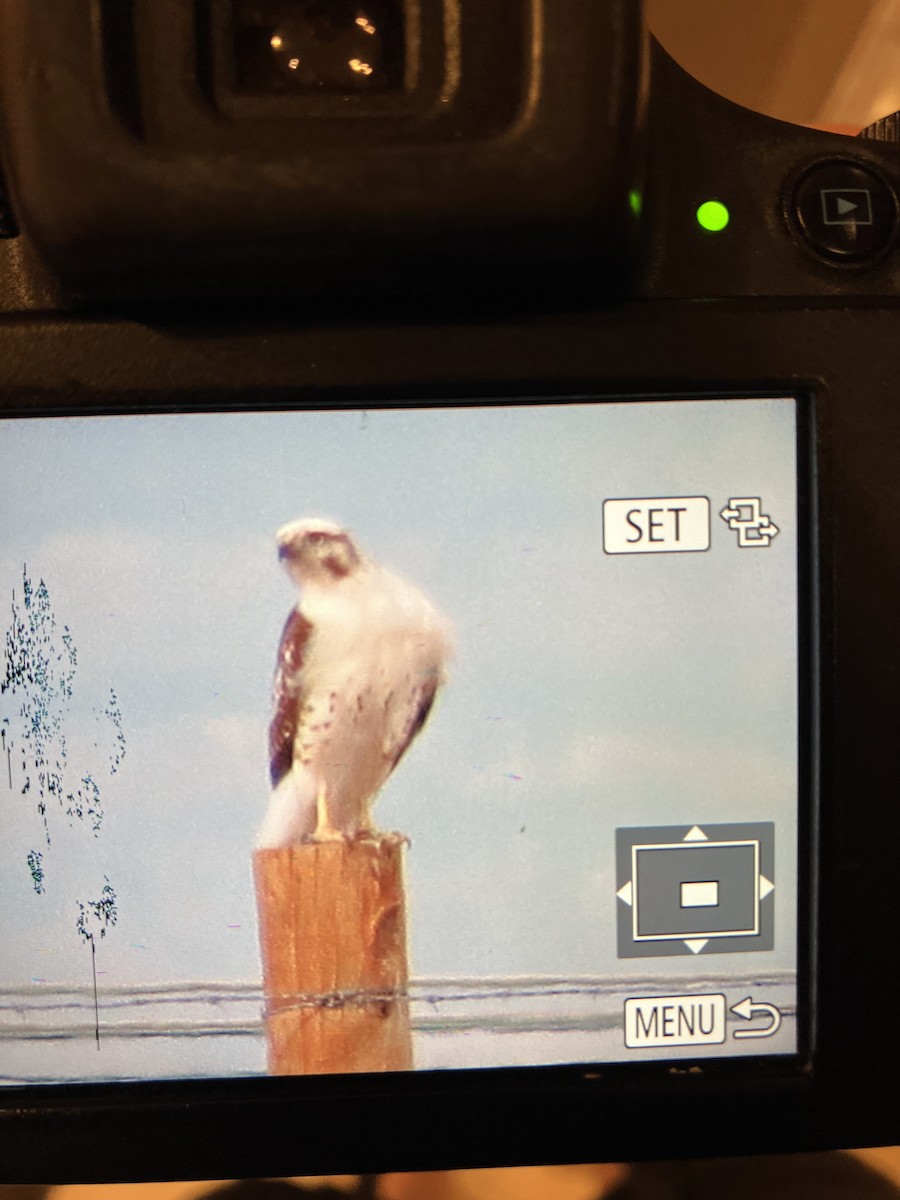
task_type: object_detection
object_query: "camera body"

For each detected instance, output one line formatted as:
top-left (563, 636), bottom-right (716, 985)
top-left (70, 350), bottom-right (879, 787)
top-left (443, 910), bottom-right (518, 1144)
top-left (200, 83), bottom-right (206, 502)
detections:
top-left (0, 0), bottom-right (642, 309)
top-left (2, 1), bottom-right (900, 1184)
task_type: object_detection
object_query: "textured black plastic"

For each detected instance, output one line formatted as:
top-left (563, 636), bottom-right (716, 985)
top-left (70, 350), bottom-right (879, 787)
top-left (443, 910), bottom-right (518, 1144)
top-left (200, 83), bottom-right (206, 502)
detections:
top-left (859, 111), bottom-right (900, 142)
top-left (641, 49), bottom-right (900, 296)
top-left (0, 298), bottom-right (898, 1178)
top-left (0, 0), bottom-right (644, 306)
top-left (0, 172), bottom-right (16, 238)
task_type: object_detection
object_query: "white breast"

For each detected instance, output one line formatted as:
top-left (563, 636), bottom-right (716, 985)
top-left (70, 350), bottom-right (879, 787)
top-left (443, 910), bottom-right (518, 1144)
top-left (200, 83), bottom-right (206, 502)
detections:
top-left (295, 563), bottom-right (450, 833)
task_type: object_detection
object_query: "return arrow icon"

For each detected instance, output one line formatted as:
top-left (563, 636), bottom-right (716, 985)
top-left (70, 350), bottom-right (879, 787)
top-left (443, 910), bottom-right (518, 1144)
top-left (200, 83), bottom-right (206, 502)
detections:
top-left (731, 996), bottom-right (782, 1039)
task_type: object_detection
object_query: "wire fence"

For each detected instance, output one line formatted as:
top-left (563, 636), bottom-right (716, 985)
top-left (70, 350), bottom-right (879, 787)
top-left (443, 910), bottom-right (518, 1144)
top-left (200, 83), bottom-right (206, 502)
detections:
top-left (0, 971), bottom-right (798, 1083)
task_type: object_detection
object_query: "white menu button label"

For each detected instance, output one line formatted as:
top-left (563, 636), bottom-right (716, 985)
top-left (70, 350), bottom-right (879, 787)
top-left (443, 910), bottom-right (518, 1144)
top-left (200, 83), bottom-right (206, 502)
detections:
top-left (625, 993), bottom-right (727, 1048)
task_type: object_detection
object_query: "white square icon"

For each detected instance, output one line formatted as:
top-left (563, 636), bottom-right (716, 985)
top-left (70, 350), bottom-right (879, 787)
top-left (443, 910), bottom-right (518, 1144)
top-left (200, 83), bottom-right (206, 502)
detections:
top-left (680, 880), bottom-right (719, 908)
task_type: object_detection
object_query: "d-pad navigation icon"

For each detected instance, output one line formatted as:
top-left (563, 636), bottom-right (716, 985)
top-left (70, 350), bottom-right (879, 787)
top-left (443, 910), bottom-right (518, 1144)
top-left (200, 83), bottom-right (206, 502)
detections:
top-left (616, 822), bottom-right (775, 958)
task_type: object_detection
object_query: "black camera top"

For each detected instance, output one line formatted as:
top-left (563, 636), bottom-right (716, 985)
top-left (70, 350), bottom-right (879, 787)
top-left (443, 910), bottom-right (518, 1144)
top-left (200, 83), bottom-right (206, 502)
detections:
top-left (0, 0), bottom-right (641, 308)
top-left (3, 1), bottom-right (900, 312)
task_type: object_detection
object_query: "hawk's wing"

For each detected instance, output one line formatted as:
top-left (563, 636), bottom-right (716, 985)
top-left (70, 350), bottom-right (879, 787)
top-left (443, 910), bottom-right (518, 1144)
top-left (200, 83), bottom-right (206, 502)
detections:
top-left (385, 667), bottom-right (441, 774)
top-left (269, 608), bottom-right (313, 788)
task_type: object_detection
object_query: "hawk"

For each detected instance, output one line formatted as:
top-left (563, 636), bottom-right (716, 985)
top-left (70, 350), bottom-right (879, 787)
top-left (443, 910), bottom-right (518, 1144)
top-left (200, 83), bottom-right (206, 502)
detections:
top-left (256, 519), bottom-right (452, 847)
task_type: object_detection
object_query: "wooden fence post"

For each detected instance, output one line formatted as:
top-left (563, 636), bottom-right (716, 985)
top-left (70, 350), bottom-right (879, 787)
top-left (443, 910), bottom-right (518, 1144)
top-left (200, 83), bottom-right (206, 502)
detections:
top-left (253, 834), bottom-right (412, 1075)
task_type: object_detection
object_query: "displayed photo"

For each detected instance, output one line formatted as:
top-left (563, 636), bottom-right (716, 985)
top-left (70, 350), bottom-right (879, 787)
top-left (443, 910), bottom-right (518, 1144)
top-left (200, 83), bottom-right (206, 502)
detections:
top-left (0, 399), bottom-right (800, 1084)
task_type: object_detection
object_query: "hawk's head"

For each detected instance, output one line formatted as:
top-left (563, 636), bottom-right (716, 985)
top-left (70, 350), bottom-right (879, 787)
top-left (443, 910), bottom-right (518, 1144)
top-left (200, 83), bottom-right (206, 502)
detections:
top-left (276, 518), bottom-right (362, 585)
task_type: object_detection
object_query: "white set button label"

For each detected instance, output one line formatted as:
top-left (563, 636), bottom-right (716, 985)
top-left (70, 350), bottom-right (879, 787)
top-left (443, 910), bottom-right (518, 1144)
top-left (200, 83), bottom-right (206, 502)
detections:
top-left (603, 496), bottom-right (710, 554)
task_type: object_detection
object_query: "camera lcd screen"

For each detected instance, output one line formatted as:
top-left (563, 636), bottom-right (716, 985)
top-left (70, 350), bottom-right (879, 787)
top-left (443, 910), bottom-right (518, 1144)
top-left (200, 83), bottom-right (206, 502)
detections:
top-left (0, 397), bottom-right (802, 1086)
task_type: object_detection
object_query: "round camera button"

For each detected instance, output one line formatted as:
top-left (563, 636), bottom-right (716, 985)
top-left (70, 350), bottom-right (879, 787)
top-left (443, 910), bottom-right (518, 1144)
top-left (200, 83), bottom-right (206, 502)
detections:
top-left (791, 159), bottom-right (898, 263)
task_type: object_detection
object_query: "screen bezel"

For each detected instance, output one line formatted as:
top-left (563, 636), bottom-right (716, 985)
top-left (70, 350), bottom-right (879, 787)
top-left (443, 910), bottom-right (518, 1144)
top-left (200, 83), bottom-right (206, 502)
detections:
top-left (0, 389), bottom-right (817, 1176)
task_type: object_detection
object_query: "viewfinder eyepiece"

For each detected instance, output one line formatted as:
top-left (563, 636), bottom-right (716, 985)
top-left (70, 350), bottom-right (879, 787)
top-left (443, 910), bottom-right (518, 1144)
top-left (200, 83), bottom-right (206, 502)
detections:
top-left (234, 0), bottom-right (405, 93)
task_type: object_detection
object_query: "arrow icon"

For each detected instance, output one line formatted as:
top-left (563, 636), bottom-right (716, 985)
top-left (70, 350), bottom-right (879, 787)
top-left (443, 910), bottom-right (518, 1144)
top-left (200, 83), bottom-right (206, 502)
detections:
top-left (684, 825), bottom-right (708, 842)
top-left (730, 996), bottom-right (782, 1039)
top-left (820, 187), bottom-right (874, 226)
top-left (719, 497), bottom-right (779, 548)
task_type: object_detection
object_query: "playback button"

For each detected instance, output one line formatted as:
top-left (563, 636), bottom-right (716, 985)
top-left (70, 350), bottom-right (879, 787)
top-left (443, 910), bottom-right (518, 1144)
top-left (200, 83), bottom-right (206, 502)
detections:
top-left (791, 159), bottom-right (898, 263)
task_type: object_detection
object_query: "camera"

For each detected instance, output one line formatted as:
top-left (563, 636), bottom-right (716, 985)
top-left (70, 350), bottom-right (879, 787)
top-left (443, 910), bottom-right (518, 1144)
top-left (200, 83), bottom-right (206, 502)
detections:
top-left (1, 0), bottom-right (900, 1185)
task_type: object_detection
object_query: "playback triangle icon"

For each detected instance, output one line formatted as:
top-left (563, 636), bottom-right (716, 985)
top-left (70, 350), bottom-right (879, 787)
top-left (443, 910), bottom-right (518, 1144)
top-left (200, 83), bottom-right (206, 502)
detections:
top-left (836, 196), bottom-right (858, 215)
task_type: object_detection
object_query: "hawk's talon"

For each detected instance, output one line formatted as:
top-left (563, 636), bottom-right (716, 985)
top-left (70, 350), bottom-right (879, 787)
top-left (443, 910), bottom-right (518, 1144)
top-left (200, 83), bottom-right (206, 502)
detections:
top-left (311, 784), bottom-right (346, 842)
top-left (309, 828), bottom-right (347, 844)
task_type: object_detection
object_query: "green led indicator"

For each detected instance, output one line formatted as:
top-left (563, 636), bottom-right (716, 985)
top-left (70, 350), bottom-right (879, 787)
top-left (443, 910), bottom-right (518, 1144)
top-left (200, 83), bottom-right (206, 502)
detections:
top-left (629, 189), bottom-right (643, 217)
top-left (696, 200), bottom-right (730, 232)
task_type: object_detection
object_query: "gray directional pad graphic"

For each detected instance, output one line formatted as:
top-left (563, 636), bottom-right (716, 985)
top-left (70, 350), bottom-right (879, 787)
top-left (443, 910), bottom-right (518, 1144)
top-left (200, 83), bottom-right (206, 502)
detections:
top-left (616, 823), bottom-right (775, 958)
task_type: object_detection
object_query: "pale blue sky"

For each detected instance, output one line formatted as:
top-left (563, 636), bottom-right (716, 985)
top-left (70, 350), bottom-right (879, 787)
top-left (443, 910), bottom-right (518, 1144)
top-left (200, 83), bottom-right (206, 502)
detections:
top-left (0, 399), bottom-right (799, 1005)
